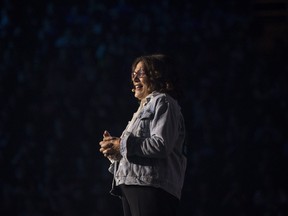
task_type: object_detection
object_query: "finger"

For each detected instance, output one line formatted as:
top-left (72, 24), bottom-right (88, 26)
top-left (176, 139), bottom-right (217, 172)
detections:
top-left (100, 148), bottom-right (112, 155)
top-left (103, 147), bottom-right (112, 154)
top-left (103, 130), bottom-right (111, 137)
top-left (100, 142), bottom-right (113, 149)
top-left (99, 140), bottom-right (110, 146)
top-left (103, 148), bottom-right (116, 155)
top-left (100, 147), bottom-right (106, 153)
top-left (102, 137), bottom-right (113, 141)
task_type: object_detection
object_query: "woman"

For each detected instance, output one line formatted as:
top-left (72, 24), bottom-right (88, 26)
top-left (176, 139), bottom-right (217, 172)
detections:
top-left (99, 54), bottom-right (187, 216)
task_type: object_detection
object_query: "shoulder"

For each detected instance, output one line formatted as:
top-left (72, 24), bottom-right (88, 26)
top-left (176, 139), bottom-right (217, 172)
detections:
top-left (148, 92), bottom-right (180, 111)
top-left (150, 92), bottom-right (177, 104)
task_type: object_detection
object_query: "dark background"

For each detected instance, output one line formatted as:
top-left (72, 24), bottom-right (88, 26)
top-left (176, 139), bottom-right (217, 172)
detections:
top-left (1, 0), bottom-right (288, 215)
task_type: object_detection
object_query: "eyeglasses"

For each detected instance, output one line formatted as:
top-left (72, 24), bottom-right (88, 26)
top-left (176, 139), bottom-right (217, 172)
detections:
top-left (131, 68), bottom-right (146, 79)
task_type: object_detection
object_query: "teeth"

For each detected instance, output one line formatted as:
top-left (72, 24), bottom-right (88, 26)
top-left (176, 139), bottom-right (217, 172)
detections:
top-left (135, 85), bottom-right (142, 89)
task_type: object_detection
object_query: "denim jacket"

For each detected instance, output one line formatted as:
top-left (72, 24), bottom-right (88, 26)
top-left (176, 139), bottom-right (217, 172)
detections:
top-left (109, 91), bottom-right (187, 199)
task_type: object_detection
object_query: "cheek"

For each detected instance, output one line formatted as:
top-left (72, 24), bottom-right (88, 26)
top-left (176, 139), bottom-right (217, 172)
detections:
top-left (140, 78), bottom-right (153, 93)
top-left (145, 83), bottom-right (154, 93)
top-left (143, 84), bottom-right (151, 93)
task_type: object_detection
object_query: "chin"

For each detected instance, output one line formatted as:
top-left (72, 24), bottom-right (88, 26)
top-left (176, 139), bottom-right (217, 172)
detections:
top-left (134, 92), bottom-right (143, 100)
top-left (134, 95), bottom-right (142, 100)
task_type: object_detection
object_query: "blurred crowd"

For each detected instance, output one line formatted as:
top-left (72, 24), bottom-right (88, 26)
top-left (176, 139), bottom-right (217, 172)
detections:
top-left (1, 0), bottom-right (288, 215)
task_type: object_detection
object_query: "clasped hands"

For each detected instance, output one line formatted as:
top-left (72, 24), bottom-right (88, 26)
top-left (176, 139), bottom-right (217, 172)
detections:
top-left (99, 130), bottom-right (121, 160)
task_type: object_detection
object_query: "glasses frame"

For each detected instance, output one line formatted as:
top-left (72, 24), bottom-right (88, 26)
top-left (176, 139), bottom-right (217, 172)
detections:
top-left (131, 68), bottom-right (146, 79)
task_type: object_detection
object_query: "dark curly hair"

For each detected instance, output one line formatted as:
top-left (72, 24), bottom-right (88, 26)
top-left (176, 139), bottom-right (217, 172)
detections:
top-left (131, 54), bottom-right (182, 101)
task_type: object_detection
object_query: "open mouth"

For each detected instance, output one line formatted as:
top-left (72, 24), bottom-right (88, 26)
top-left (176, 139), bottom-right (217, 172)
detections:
top-left (134, 84), bottom-right (143, 91)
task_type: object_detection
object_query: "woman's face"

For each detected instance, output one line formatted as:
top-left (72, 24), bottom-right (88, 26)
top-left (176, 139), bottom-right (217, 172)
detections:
top-left (132, 61), bottom-right (152, 101)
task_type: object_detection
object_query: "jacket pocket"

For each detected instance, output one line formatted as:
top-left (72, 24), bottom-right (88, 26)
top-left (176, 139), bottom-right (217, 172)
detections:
top-left (137, 110), bottom-right (154, 137)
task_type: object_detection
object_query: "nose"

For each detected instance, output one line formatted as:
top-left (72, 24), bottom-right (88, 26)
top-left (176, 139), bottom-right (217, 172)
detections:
top-left (132, 74), bottom-right (140, 82)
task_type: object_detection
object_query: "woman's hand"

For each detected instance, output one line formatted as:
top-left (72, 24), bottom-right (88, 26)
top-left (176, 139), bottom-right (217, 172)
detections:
top-left (99, 130), bottom-right (121, 159)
